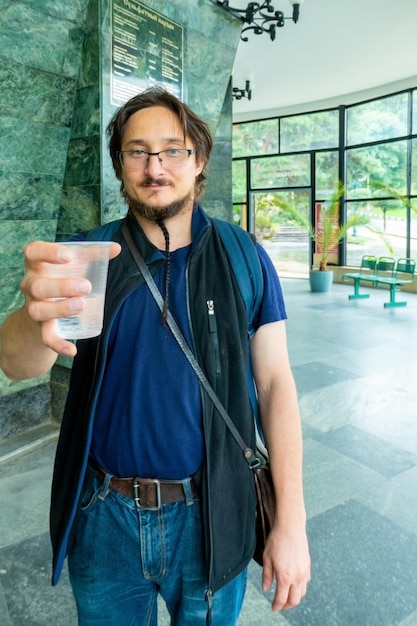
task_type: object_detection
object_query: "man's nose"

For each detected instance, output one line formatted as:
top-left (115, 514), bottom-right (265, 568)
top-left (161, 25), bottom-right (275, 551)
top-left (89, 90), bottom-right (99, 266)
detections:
top-left (144, 153), bottom-right (164, 175)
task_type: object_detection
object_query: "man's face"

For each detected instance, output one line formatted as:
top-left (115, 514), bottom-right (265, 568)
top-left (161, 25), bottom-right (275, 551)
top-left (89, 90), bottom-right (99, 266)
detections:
top-left (119, 106), bottom-right (204, 220)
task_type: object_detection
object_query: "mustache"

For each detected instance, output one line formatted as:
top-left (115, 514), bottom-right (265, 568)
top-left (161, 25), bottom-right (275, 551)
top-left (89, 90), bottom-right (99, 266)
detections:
top-left (142, 177), bottom-right (170, 186)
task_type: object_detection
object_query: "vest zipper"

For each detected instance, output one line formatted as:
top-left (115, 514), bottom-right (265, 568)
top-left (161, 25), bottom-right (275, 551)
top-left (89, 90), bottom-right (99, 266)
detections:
top-left (206, 299), bottom-right (221, 375)
top-left (202, 389), bottom-right (215, 624)
top-left (185, 251), bottom-right (215, 610)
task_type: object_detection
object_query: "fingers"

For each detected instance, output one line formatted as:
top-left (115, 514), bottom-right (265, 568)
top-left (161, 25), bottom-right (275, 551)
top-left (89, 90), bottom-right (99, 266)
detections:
top-left (26, 292), bottom-right (87, 323)
top-left (262, 560), bottom-right (274, 593)
top-left (21, 239), bottom-right (121, 309)
top-left (20, 240), bottom-right (120, 351)
top-left (24, 241), bottom-right (73, 266)
top-left (271, 579), bottom-right (308, 612)
top-left (24, 240), bottom-right (121, 267)
top-left (23, 241), bottom-right (90, 301)
top-left (109, 242), bottom-right (122, 259)
top-left (262, 549), bottom-right (311, 612)
top-left (23, 274), bottom-right (91, 302)
top-left (39, 320), bottom-right (78, 358)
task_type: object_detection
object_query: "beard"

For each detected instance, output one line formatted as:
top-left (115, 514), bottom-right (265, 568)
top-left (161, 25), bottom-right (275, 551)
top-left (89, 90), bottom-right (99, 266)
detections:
top-left (123, 180), bottom-right (195, 222)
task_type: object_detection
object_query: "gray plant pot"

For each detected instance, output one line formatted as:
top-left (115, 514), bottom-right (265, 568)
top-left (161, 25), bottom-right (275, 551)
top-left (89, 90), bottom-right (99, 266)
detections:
top-left (309, 269), bottom-right (334, 292)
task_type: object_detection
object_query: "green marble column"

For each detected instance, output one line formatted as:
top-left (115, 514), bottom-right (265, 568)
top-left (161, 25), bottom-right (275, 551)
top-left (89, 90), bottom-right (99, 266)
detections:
top-left (0, 0), bottom-right (241, 439)
top-left (0, 0), bottom-right (91, 437)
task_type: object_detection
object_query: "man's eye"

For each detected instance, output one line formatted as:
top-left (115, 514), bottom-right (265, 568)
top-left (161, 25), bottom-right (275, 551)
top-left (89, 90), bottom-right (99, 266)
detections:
top-left (131, 150), bottom-right (146, 157)
top-left (166, 149), bottom-right (181, 156)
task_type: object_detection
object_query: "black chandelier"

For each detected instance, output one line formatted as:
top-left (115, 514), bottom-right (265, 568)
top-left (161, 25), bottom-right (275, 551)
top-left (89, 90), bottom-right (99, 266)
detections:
top-left (210, 0), bottom-right (303, 41)
top-left (232, 80), bottom-right (252, 100)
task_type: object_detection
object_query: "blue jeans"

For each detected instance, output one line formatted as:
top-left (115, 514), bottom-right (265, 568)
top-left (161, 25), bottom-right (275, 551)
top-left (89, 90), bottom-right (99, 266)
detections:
top-left (68, 474), bottom-right (247, 625)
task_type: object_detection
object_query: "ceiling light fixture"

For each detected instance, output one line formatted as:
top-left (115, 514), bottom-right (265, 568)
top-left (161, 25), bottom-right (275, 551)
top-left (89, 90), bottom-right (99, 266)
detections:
top-left (232, 79), bottom-right (252, 100)
top-left (210, 0), bottom-right (303, 41)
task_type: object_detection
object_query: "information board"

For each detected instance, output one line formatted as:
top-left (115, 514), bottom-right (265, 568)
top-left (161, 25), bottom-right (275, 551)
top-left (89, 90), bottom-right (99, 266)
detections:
top-left (110, 0), bottom-right (184, 105)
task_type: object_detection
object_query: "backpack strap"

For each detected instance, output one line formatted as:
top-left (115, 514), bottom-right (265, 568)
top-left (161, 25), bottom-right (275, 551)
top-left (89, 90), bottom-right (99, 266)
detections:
top-left (212, 218), bottom-right (264, 434)
top-left (212, 218), bottom-right (263, 339)
top-left (82, 219), bottom-right (123, 241)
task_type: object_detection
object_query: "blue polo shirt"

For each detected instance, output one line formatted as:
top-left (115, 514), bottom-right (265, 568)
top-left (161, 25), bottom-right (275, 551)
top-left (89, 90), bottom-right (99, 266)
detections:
top-left (89, 220), bottom-right (287, 480)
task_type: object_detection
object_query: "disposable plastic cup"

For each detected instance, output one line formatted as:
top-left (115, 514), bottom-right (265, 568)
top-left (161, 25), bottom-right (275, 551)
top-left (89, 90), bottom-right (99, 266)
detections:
top-left (50, 241), bottom-right (111, 340)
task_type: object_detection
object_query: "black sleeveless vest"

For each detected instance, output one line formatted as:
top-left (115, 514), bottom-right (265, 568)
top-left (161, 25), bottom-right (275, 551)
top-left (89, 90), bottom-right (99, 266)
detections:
top-left (50, 209), bottom-right (258, 593)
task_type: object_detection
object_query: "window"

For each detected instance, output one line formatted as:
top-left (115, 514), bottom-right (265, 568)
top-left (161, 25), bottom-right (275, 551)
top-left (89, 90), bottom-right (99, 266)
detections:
top-left (232, 160), bottom-right (247, 203)
top-left (411, 138), bottom-right (417, 195)
top-left (232, 87), bottom-right (417, 274)
top-left (315, 151), bottom-right (339, 200)
top-left (346, 141), bottom-right (407, 198)
top-left (347, 93), bottom-right (408, 146)
top-left (232, 119), bottom-right (278, 158)
top-left (280, 110), bottom-right (339, 152)
top-left (251, 154), bottom-right (310, 189)
top-left (346, 199), bottom-right (408, 266)
top-left (411, 198), bottom-right (417, 260)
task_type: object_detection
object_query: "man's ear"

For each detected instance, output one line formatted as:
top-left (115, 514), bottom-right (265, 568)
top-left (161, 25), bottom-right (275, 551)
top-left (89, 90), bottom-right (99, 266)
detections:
top-left (195, 159), bottom-right (205, 177)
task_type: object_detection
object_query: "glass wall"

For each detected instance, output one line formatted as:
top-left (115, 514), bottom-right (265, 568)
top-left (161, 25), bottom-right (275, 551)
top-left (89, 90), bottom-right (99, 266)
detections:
top-left (346, 92), bottom-right (409, 145)
top-left (315, 151), bottom-right (339, 200)
top-left (233, 87), bottom-right (417, 274)
top-left (280, 110), bottom-right (339, 152)
top-left (233, 119), bottom-right (279, 157)
top-left (251, 154), bottom-right (310, 189)
top-left (254, 189), bottom-right (311, 276)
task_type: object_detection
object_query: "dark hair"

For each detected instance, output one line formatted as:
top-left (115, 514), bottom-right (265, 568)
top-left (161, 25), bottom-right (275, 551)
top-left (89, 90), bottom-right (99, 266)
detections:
top-left (106, 87), bottom-right (213, 199)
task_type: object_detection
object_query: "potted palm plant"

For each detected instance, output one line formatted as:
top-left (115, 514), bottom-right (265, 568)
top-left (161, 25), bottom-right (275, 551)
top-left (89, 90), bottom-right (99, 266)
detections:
top-left (310, 182), bottom-right (364, 292)
top-left (271, 182), bottom-right (392, 292)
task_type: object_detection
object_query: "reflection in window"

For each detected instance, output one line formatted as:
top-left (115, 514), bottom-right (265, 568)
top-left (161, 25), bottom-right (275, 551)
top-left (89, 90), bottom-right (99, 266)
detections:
top-left (315, 151), bottom-right (339, 200)
top-left (232, 160), bottom-right (247, 203)
top-left (232, 202), bottom-right (247, 228)
top-left (347, 93), bottom-right (408, 146)
top-left (411, 199), bottom-right (417, 260)
top-left (251, 154), bottom-right (310, 189)
top-left (345, 199), bottom-right (407, 266)
top-left (280, 110), bottom-right (339, 152)
top-left (346, 141), bottom-right (407, 198)
top-left (411, 139), bottom-right (417, 195)
top-left (232, 119), bottom-right (278, 158)
top-left (414, 91), bottom-right (417, 134)
top-left (254, 190), bottom-right (311, 277)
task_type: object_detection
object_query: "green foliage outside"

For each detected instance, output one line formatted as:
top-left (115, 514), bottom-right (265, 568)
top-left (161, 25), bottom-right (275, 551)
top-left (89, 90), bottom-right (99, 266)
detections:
top-left (256, 183), bottom-right (393, 271)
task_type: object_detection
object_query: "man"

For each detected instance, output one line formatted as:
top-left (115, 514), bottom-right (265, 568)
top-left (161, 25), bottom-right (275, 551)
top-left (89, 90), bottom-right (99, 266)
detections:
top-left (0, 87), bottom-right (310, 625)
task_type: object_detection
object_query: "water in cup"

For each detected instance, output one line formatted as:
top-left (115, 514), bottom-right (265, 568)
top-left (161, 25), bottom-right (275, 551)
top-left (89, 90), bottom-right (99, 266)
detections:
top-left (50, 242), bottom-right (111, 340)
top-left (56, 293), bottom-right (106, 340)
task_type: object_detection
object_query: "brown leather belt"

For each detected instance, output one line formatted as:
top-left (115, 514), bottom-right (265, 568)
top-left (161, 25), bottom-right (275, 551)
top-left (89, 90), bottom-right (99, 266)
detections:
top-left (96, 466), bottom-right (198, 511)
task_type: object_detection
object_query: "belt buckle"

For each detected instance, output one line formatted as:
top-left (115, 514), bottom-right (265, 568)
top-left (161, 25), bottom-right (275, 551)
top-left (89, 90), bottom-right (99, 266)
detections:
top-left (133, 478), bottom-right (162, 511)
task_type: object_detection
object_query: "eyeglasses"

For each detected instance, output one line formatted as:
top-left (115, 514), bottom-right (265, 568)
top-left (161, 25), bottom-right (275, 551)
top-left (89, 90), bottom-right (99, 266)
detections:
top-left (117, 148), bottom-right (196, 170)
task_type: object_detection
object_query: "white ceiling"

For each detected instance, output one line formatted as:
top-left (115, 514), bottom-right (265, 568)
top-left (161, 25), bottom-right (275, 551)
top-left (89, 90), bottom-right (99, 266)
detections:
top-left (229, 0), bottom-right (417, 122)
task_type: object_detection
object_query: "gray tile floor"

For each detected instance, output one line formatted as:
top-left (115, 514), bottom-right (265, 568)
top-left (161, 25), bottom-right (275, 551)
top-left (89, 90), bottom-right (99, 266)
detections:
top-left (2, 277), bottom-right (417, 625)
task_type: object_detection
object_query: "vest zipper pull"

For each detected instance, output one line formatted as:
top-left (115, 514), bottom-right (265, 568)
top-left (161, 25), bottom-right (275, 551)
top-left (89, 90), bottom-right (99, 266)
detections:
top-left (205, 588), bottom-right (213, 625)
top-left (207, 299), bottom-right (216, 332)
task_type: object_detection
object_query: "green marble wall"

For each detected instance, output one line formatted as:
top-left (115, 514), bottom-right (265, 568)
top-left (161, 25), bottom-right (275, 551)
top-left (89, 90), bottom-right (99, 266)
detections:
top-left (0, 0), bottom-right (241, 439)
top-left (56, 0), bottom-right (104, 240)
top-left (0, 0), bottom-right (91, 436)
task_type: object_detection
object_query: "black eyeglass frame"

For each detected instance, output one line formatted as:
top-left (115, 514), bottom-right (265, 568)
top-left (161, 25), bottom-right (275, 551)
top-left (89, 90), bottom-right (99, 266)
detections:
top-left (117, 148), bottom-right (197, 167)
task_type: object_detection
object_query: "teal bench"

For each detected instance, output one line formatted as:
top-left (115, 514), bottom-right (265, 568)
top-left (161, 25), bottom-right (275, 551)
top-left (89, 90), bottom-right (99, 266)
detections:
top-left (342, 255), bottom-right (378, 299)
top-left (343, 257), bottom-right (416, 307)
